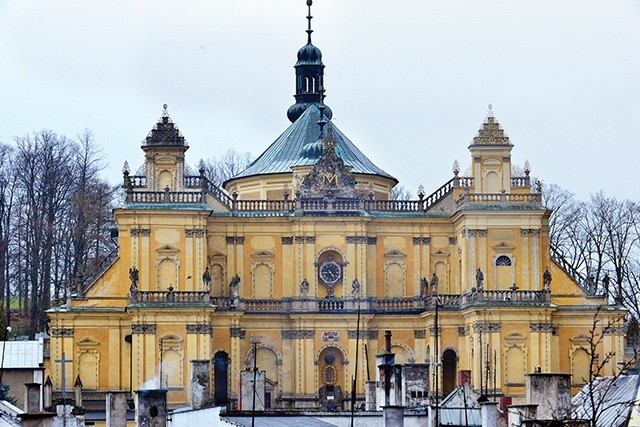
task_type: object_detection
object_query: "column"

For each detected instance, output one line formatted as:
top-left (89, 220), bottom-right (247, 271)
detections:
top-left (185, 230), bottom-right (194, 291)
top-left (530, 229), bottom-right (540, 289)
top-left (108, 327), bottom-right (121, 389)
top-left (520, 230), bottom-right (530, 289)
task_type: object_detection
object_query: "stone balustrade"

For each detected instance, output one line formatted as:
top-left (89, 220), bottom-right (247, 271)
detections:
top-left (455, 192), bottom-right (542, 207)
top-left (128, 288), bottom-right (550, 309)
top-left (126, 190), bottom-right (204, 204)
top-left (130, 289), bottom-right (211, 304)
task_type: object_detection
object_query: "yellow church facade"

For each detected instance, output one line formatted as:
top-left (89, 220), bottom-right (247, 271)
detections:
top-left (47, 4), bottom-right (625, 411)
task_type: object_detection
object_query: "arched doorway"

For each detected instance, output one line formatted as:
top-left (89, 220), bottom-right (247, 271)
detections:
top-left (213, 351), bottom-right (229, 406)
top-left (442, 349), bottom-right (458, 396)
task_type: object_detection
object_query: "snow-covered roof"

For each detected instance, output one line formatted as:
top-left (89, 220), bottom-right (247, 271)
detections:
top-left (0, 339), bottom-right (44, 369)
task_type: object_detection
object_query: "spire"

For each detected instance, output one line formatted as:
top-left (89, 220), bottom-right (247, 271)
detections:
top-left (471, 104), bottom-right (511, 146)
top-left (287, 0), bottom-right (333, 123)
top-left (142, 104), bottom-right (188, 147)
top-left (306, 0), bottom-right (313, 44)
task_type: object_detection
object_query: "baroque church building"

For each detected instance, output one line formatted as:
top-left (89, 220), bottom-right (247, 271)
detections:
top-left (47, 2), bottom-right (625, 410)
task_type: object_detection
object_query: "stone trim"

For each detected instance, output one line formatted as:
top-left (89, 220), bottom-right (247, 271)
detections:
top-left (321, 331), bottom-right (340, 342)
top-left (186, 324), bottom-right (213, 334)
top-left (458, 326), bottom-right (469, 336)
top-left (367, 237), bottom-right (377, 245)
top-left (449, 237), bottom-right (457, 245)
top-left (320, 331), bottom-right (340, 342)
top-left (412, 237), bottom-right (431, 245)
top-left (50, 328), bottom-right (74, 337)
top-left (130, 228), bottom-right (151, 237)
top-left (530, 322), bottom-right (553, 333)
top-left (281, 236), bottom-right (293, 245)
top-left (428, 327), bottom-right (442, 336)
top-left (282, 330), bottom-right (315, 339)
top-left (226, 236), bottom-right (244, 245)
top-left (185, 228), bottom-right (205, 238)
top-left (474, 322), bottom-right (501, 333)
top-left (346, 236), bottom-right (368, 244)
top-left (295, 236), bottom-right (305, 244)
top-left (414, 329), bottom-right (426, 339)
top-left (348, 330), bottom-right (378, 339)
top-left (230, 327), bottom-right (246, 339)
top-left (603, 326), bottom-right (626, 336)
top-left (131, 323), bottom-right (156, 334)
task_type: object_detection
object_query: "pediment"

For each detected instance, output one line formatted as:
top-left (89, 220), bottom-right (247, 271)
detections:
top-left (432, 249), bottom-right (450, 257)
top-left (77, 337), bottom-right (100, 348)
top-left (505, 332), bottom-right (526, 340)
top-left (155, 156), bottom-right (176, 165)
top-left (570, 334), bottom-right (590, 343)
top-left (156, 244), bottom-right (180, 254)
top-left (482, 157), bottom-right (502, 166)
top-left (208, 252), bottom-right (226, 263)
top-left (252, 251), bottom-right (275, 259)
top-left (492, 242), bottom-right (515, 251)
top-left (384, 250), bottom-right (406, 259)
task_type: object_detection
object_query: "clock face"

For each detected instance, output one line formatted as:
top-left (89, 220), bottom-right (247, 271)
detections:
top-left (320, 261), bottom-right (342, 285)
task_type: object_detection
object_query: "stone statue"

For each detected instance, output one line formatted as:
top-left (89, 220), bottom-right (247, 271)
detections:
top-left (202, 267), bottom-right (211, 292)
top-left (543, 268), bottom-right (552, 289)
top-left (129, 266), bottom-right (139, 292)
top-left (476, 268), bottom-right (484, 290)
top-left (351, 279), bottom-right (360, 297)
top-left (229, 274), bottom-right (240, 298)
top-left (430, 273), bottom-right (439, 294)
top-left (602, 273), bottom-right (610, 297)
top-left (420, 277), bottom-right (429, 297)
top-left (300, 278), bottom-right (309, 296)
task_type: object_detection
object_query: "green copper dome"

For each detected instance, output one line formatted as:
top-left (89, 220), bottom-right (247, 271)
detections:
top-left (225, 105), bottom-right (396, 185)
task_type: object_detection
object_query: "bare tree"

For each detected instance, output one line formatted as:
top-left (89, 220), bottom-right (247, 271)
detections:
top-left (202, 149), bottom-right (253, 187)
top-left (571, 306), bottom-right (638, 427)
top-left (391, 185), bottom-right (413, 201)
top-left (0, 143), bottom-right (17, 325)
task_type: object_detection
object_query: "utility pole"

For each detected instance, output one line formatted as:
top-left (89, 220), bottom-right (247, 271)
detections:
top-left (434, 291), bottom-right (440, 427)
top-left (251, 337), bottom-right (259, 427)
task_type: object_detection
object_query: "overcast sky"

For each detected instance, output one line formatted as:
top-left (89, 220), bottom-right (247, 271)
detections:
top-left (1, 1), bottom-right (639, 201)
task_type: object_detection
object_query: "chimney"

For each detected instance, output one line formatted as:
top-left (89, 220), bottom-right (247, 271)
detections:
top-left (73, 375), bottom-right (84, 415)
top-left (526, 373), bottom-right (571, 421)
top-left (481, 401), bottom-right (499, 427)
top-left (135, 389), bottom-right (167, 427)
top-left (24, 382), bottom-right (41, 413)
top-left (107, 391), bottom-right (129, 427)
top-left (190, 360), bottom-right (211, 409)
top-left (43, 376), bottom-right (53, 411)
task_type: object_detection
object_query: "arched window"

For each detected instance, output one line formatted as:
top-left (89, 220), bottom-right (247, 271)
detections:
top-left (496, 255), bottom-right (512, 266)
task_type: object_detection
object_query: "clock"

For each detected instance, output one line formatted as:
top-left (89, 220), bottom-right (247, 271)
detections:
top-left (319, 260), bottom-right (342, 285)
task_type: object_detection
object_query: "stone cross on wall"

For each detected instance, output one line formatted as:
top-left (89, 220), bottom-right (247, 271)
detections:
top-left (55, 351), bottom-right (73, 404)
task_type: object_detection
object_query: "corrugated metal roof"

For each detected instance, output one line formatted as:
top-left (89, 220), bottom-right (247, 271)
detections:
top-left (226, 104), bottom-right (396, 185)
top-left (0, 340), bottom-right (44, 369)
top-left (571, 374), bottom-right (640, 427)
